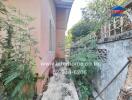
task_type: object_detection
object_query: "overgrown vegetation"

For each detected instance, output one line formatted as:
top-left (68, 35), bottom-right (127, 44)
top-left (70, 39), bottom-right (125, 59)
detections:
top-left (66, 27), bottom-right (99, 99)
top-left (66, 0), bottom-right (127, 99)
top-left (68, 20), bottom-right (96, 41)
top-left (68, 34), bottom-right (99, 100)
top-left (0, 1), bottom-right (38, 100)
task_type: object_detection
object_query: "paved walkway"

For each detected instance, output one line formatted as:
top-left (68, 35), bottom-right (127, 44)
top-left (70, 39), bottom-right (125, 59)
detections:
top-left (41, 60), bottom-right (79, 100)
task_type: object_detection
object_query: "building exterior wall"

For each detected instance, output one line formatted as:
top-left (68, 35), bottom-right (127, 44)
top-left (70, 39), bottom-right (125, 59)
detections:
top-left (56, 8), bottom-right (71, 58)
top-left (6, 0), bottom-right (56, 94)
top-left (6, 0), bottom-right (72, 94)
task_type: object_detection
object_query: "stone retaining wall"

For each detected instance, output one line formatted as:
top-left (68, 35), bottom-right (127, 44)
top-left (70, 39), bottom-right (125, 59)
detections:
top-left (96, 31), bottom-right (132, 100)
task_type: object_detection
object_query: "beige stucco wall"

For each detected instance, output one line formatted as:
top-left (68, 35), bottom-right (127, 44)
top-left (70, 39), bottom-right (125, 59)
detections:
top-left (4, 0), bottom-right (72, 94)
top-left (6, 0), bottom-right (72, 71)
top-left (7, 0), bottom-right (56, 94)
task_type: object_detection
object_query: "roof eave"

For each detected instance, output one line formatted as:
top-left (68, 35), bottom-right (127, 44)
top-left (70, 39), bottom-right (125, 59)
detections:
top-left (54, 0), bottom-right (74, 9)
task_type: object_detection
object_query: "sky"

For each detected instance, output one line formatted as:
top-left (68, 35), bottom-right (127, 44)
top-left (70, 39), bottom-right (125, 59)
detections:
top-left (67, 0), bottom-right (88, 31)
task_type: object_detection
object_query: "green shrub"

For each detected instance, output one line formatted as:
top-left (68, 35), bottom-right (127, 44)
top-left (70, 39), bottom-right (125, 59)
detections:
top-left (0, 1), bottom-right (38, 100)
top-left (68, 34), bottom-right (99, 100)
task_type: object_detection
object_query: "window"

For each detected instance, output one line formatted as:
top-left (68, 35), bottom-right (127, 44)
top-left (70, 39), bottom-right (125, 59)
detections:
top-left (49, 20), bottom-right (55, 51)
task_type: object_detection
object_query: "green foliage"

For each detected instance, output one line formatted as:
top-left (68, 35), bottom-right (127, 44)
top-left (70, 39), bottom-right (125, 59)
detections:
top-left (68, 20), bottom-right (96, 41)
top-left (85, 0), bottom-right (127, 29)
top-left (0, 1), bottom-right (38, 100)
top-left (67, 0), bottom-right (116, 99)
top-left (69, 0), bottom-right (116, 41)
top-left (82, 0), bottom-right (115, 20)
top-left (82, 0), bottom-right (117, 32)
top-left (68, 34), bottom-right (99, 100)
top-left (65, 33), bottom-right (73, 49)
top-left (68, 0), bottom-right (128, 99)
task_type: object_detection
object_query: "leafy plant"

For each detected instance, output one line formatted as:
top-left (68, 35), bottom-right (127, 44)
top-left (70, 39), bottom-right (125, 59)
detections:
top-left (67, 33), bottom-right (99, 100)
top-left (82, 0), bottom-right (127, 33)
top-left (0, 1), bottom-right (38, 100)
top-left (68, 20), bottom-right (94, 41)
top-left (67, 0), bottom-right (128, 99)
top-left (65, 32), bottom-right (73, 49)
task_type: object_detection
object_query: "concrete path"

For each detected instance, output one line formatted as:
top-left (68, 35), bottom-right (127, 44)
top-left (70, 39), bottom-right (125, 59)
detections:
top-left (41, 61), bottom-right (79, 100)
